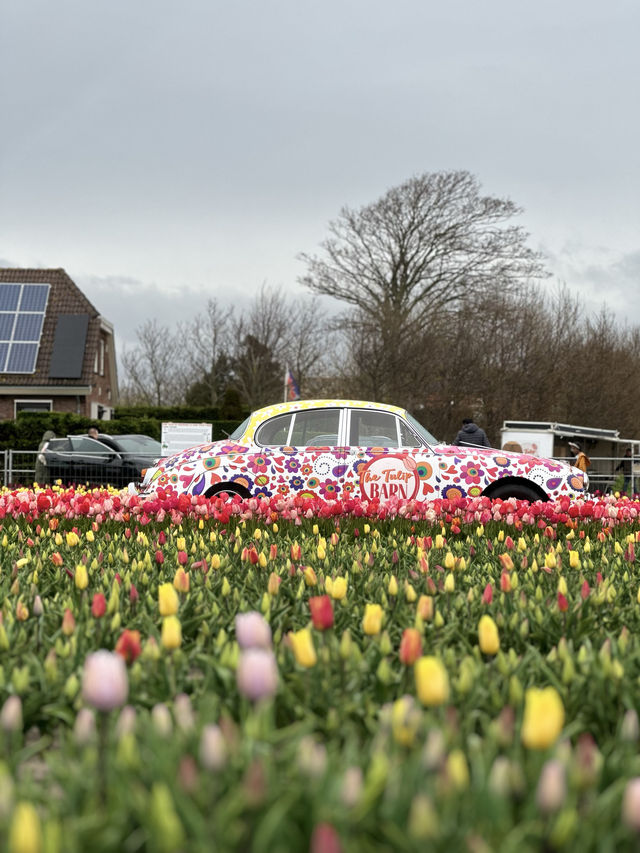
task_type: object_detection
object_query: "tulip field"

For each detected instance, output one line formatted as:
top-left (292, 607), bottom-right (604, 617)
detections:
top-left (2, 487), bottom-right (640, 851)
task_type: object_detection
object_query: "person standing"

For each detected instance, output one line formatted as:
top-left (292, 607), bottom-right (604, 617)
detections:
top-left (616, 446), bottom-right (633, 494)
top-left (453, 418), bottom-right (491, 448)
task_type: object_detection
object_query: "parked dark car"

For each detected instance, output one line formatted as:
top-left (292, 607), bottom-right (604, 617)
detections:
top-left (38, 433), bottom-right (162, 487)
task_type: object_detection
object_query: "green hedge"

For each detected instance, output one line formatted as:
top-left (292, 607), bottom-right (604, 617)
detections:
top-left (0, 412), bottom-right (245, 450)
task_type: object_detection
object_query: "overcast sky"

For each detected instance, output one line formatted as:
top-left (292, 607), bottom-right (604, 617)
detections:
top-left (1, 0), bottom-right (639, 355)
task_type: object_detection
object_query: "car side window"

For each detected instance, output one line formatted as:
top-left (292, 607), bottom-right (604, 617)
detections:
top-left (399, 418), bottom-right (423, 448)
top-left (70, 437), bottom-right (112, 459)
top-left (255, 414), bottom-right (293, 447)
top-left (46, 438), bottom-right (72, 453)
top-left (349, 410), bottom-right (398, 447)
top-left (289, 409), bottom-right (340, 446)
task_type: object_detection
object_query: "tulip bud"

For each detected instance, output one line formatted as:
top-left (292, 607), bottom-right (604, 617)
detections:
top-left (199, 724), bottom-right (227, 771)
top-left (1, 696), bottom-right (22, 734)
top-left (73, 707), bottom-right (96, 745)
top-left (536, 758), bottom-right (567, 815)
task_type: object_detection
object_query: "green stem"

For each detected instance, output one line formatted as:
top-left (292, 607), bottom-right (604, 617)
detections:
top-left (98, 711), bottom-right (109, 807)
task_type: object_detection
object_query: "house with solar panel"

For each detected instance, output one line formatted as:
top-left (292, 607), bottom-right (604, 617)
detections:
top-left (0, 269), bottom-right (117, 420)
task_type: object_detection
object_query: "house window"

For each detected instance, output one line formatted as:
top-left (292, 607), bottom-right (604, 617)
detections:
top-left (15, 399), bottom-right (52, 416)
top-left (94, 338), bottom-right (105, 375)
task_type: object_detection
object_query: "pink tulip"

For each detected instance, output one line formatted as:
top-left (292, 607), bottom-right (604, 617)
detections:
top-left (82, 650), bottom-right (129, 712)
top-left (235, 612), bottom-right (272, 649)
top-left (236, 648), bottom-right (278, 702)
top-left (623, 778), bottom-right (640, 832)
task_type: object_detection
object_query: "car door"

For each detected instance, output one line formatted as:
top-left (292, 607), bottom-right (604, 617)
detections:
top-left (253, 407), bottom-right (346, 499)
top-left (69, 437), bottom-right (121, 486)
top-left (286, 408), bottom-right (347, 499)
top-left (343, 408), bottom-right (428, 502)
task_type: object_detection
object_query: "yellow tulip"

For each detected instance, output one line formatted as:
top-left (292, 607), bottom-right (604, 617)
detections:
top-left (158, 583), bottom-right (179, 616)
top-left (8, 801), bottom-right (42, 853)
top-left (362, 603), bottom-right (383, 635)
top-left (74, 564), bottom-right (88, 591)
top-left (161, 616), bottom-right (182, 650)
top-left (415, 656), bottom-right (450, 706)
top-left (330, 577), bottom-right (348, 600)
top-left (478, 615), bottom-right (500, 655)
top-left (521, 686), bottom-right (564, 749)
top-left (387, 575), bottom-right (398, 596)
top-left (289, 628), bottom-right (317, 668)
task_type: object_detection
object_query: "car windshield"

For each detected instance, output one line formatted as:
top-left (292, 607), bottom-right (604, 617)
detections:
top-left (404, 413), bottom-right (438, 446)
top-left (229, 417), bottom-right (251, 440)
top-left (110, 436), bottom-right (161, 454)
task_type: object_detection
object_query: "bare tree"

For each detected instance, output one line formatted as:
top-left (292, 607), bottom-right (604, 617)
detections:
top-left (178, 299), bottom-right (235, 407)
top-left (299, 171), bottom-right (548, 326)
top-left (120, 319), bottom-right (184, 406)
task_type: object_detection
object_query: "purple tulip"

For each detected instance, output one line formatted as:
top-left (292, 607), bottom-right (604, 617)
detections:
top-left (236, 648), bottom-right (278, 702)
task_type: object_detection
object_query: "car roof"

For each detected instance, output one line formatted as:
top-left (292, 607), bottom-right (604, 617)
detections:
top-left (251, 399), bottom-right (407, 418)
top-left (240, 399), bottom-right (408, 442)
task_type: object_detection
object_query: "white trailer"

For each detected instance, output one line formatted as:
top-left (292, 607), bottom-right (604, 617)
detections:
top-left (500, 420), bottom-right (640, 493)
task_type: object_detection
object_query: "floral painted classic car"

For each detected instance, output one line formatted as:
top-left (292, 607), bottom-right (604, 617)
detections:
top-left (135, 400), bottom-right (588, 503)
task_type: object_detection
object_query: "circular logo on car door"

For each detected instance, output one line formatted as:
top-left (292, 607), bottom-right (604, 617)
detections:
top-left (360, 455), bottom-right (420, 502)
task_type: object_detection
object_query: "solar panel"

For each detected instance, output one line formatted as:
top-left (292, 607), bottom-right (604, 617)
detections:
top-left (0, 315), bottom-right (14, 339)
top-left (0, 282), bottom-right (50, 374)
top-left (0, 285), bottom-right (21, 311)
top-left (19, 285), bottom-right (49, 312)
top-left (7, 343), bottom-right (38, 373)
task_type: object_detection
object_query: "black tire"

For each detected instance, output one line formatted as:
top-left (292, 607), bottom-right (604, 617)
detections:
top-left (486, 480), bottom-right (546, 502)
top-left (205, 483), bottom-right (250, 501)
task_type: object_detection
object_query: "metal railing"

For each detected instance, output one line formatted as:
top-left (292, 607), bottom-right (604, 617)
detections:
top-left (0, 450), bottom-right (157, 489)
top-left (0, 449), bottom-right (636, 494)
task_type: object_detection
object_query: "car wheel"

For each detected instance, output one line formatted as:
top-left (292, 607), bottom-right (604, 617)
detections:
top-left (205, 483), bottom-right (250, 501)
top-left (486, 480), bottom-right (546, 502)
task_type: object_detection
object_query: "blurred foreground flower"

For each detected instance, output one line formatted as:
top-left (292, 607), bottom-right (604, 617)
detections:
top-left (623, 778), bottom-right (640, 832)
top-left (521, 686), bottom-right (564, 750)
top-left (8, 801), bottom-right (42, 853)
top-left (236, 648), bottom-right (278, 701)
top-left (82, 650), bottom-right (129, 712)
top-left (235, 611), bottom-right (272, 649)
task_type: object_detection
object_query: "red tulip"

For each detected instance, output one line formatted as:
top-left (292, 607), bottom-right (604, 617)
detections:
top-left (91, 593), bottom-right (106, 618)
top-left (482, 583), bottom-right (493, 604)
top-left (115, 629), bottom-right (142, 665)
top-left (309, 595), bottom-right (334, 630)
top-left (399, 628), bottom-right (423, 665)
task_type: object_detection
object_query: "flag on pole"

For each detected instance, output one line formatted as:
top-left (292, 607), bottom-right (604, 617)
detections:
top-left (284, 365), bottom-right (300, 401)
